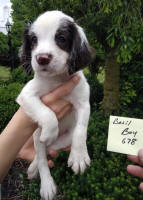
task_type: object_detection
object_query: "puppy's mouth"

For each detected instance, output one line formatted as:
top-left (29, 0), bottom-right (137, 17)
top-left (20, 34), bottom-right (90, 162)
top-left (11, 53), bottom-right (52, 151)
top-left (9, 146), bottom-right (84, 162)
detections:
top-left (39, 63), bottom-right (55, 73)
top-left (37, 64), bottom-right (69, 76)
top-left (39, 65), bottom-right (51, 72)
top-left (39, 66), bottom-right (56, 74)
top-left (41, 68), bottom-right (48, 72)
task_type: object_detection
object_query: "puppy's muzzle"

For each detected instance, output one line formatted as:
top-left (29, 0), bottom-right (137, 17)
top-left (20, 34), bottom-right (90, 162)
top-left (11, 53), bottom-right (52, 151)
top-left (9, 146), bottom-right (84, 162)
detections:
top-left (36, 54), bottom-right (53, 65)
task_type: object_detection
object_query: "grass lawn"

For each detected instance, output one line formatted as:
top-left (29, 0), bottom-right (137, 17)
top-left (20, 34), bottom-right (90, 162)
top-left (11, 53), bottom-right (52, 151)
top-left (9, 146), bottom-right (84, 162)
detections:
top-left (0, 66), bottom-right (10, 81)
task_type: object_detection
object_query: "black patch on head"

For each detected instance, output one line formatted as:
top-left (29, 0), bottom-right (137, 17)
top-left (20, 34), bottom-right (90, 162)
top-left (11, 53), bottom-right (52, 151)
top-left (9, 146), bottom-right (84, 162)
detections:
top-left (56, 19), bottom-right (93, 75)
top-left (55, 20), bottom-right (75, 52)
top-left (20, 26), bottom-right (37, 75)
top-left (67, 24), bottom-right (93, 74)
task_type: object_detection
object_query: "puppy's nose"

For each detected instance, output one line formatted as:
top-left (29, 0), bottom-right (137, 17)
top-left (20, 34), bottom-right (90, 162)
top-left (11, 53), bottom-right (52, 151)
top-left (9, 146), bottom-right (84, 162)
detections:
top-left (36, 54), bottom-right (52, 65)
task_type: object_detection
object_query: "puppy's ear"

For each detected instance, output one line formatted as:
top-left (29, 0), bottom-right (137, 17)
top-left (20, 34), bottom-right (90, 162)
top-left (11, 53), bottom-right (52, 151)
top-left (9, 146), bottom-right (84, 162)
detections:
top-left (68, 25), bottom-right (94, 74)
top-left (20, 26), bottom-right (33, 75)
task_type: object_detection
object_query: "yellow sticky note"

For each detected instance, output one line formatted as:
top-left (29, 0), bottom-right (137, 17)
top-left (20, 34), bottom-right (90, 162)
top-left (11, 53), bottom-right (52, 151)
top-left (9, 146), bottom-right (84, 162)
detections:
top-left (107, 116), bottom-right (143, 156)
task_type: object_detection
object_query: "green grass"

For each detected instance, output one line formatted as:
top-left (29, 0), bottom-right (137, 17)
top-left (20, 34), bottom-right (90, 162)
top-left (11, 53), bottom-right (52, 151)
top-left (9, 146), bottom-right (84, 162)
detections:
top-left (0, 66), bottom-right (10, 80)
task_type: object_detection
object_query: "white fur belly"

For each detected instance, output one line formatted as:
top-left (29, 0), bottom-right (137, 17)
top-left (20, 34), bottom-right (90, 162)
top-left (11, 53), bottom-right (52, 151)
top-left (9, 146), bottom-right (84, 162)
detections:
top-left (47, 110), bottom-right (76, 150)
top-left (59, 110), bottom-right (76, 133)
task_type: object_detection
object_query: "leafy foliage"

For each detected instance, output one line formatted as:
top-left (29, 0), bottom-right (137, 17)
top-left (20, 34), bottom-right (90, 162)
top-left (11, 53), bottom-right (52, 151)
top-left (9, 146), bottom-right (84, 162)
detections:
top-left (0, 82), bottom-right (23, 132)
top-left (120, 55), bottom-right (143, 118)
top-left (0, 33), bottom-right (9, 55)
top-left (8, 66), bottom-right (33, 84)
top-left (0, 33), bottom-right (9, 66)
top-left (0, 67), bottom-right (32, 132)
top-left (11, 0), bottom-right (143, 64)
top-left (84, 70), bottom-right (103, 109)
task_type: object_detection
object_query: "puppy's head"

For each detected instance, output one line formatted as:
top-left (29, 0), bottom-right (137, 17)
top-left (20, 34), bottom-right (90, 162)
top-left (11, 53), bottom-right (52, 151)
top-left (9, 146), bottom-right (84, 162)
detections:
top-left (21, 11), bottom-right (93, 76)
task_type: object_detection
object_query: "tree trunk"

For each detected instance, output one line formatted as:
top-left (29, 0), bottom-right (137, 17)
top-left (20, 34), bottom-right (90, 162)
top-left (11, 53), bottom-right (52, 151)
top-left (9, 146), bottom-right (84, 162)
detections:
top-left (102, 50), bottom-right (120, 114)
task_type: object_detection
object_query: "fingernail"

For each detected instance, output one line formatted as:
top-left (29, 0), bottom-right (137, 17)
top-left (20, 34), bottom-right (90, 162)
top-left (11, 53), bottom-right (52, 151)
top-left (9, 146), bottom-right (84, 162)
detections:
top-left (72, 75), bottom-right (80, 83)
top-left (48, 160), bottom-right (54, 168)
top-left (49, 149), bottom-right (59, 158)
top-left (139, 183), bottom-right (143, 192)
top-left (139, 149), bottom-right (143, 162)
top-left (126, 165), bottom-right (132, 172)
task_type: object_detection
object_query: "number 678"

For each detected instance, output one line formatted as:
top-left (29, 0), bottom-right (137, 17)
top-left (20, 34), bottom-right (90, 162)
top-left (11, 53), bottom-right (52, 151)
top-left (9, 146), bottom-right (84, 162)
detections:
top-left (122, 138), bottom-right (137, 145)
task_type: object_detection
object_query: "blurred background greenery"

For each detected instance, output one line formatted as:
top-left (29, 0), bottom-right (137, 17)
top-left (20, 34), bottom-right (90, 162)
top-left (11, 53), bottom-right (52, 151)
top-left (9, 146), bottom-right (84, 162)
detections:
top-left (1, 0), bottom-right (143, 199)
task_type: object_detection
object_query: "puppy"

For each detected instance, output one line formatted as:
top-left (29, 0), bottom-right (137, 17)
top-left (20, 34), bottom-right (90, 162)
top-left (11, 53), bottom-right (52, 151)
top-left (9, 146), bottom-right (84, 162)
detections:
top-left (17, 10), bottom-right (93, 200)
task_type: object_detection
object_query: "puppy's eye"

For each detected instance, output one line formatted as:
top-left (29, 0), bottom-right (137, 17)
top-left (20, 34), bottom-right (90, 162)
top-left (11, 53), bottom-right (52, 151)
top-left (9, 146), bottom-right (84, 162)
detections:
top-left (56, 35), bottom-right (66, 43)
top-left (31, 35), bottom-right (37, 44)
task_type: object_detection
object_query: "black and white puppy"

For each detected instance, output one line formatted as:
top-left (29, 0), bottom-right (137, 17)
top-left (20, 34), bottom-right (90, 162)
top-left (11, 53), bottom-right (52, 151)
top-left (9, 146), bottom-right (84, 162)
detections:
top-left (17, 10), bottom-right (93, 200)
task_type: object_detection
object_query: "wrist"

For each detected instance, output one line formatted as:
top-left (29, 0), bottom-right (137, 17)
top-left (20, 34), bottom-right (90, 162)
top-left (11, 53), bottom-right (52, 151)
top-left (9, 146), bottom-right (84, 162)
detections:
top-left (6, 107), bottom-right (37, 138)
top-left (17, 107), bottom-right (37, 136)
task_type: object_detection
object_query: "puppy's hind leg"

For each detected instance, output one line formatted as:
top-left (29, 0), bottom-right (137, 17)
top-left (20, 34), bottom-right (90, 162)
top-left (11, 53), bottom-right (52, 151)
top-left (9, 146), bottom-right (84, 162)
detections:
top-left (34, 128), bottom-right (57, 200)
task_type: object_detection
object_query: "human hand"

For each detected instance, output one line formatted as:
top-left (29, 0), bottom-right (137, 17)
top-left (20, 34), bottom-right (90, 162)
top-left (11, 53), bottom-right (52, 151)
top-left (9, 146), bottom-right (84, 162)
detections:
top-left (17, 134), bottom-right (71, 167)
top-left (127, 149), bottom-right (143, 191)
top-left (17, 135), bottom-right (58, 167)
top-left (17, 75), bottom-right (79, 165)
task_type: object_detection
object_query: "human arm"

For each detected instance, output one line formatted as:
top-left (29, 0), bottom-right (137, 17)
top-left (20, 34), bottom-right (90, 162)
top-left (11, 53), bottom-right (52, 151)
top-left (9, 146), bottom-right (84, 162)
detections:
top-left (0, 107), bottom-right (36, 183)
top-left (0, 75), bottom-right (80, 183)
top-left (127, 149), bottom-right (143, 191)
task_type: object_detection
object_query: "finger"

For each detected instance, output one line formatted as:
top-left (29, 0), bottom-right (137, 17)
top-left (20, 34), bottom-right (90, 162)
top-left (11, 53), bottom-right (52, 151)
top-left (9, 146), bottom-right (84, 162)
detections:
top-left (127, 149), bottom-right (143, 166)
top-left (23, 135), bottom-right (34, 148)
top-left (57, 104), bottom-right (73, 120)
top-left (48, 160), bottom-right (54, 168)
top-left (138, 149), bottom-right (143, 164)
top-left (62, 146), bottom-right (71, 151)
top-left (48, 149), bottom-right (59, 158)
top-left (139, 183), bottom-right (143, 192)
top-left (127, 165), bottom-right (143, 178)
top-left (127, 155), bottom-right (140, 164)
top-left (41, 75), bottom-right (80, 104)
top-left (47, 99), bottom-right (71, 114)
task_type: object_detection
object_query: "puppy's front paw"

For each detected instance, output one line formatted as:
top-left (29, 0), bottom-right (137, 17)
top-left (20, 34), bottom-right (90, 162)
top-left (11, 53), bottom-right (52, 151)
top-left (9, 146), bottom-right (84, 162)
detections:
top-left (40, 177), bottom-right (57, 200)
top-left (68, 150), bottom-right (91, 174)
top-left (39, 113), bottom-right (59, 144)
top-left (40, 125), bottom-right (59, 145)
top-left (27, 162), bottom-right (38, 179)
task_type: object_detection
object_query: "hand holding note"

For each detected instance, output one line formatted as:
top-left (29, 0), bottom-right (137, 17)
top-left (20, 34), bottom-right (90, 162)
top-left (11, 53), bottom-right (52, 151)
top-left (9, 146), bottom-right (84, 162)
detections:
top-left (107, 116), bottom-right (143, 191)
top-left (127, 149), bottom-right (143, 191)
top-left (107, 116), bottom-right (143, 156)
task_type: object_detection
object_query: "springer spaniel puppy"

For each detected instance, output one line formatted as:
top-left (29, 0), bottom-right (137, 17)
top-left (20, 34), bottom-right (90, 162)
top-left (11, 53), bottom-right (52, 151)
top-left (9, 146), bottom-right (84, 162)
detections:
top-left (17, 10), bottom-right (93, 200)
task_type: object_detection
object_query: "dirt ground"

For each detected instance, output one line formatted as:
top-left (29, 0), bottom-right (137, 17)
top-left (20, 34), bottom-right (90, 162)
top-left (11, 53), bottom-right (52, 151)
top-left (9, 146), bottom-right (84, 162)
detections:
top-left (1, 159), bottom-right (65, 200)
top-left (1, 159), bottom-right (28, 200)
